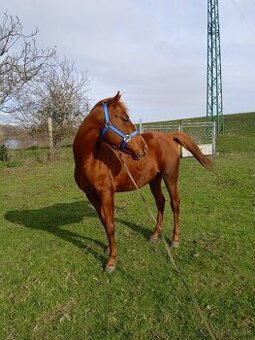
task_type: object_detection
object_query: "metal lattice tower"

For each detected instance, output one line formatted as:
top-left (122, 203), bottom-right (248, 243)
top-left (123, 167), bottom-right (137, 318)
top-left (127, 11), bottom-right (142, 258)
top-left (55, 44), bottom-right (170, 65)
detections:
top-left (207, 0), bottom-right (224, 134)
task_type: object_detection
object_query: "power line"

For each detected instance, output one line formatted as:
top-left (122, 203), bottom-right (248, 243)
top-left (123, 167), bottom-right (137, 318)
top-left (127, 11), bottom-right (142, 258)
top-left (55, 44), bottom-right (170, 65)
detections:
top-left (248, 0), bottom-right (255, 8)
top-left (230, 0), bottom-right (255, 37)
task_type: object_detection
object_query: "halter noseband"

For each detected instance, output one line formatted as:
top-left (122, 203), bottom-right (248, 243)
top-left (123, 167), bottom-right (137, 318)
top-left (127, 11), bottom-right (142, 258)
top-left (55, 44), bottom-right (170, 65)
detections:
top-left (100, 102), bottom-right (139, 151)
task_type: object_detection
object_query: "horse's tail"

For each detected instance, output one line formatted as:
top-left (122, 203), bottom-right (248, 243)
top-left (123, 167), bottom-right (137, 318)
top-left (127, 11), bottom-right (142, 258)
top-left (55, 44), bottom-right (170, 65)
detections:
top-left (170, 132), bottom-right (213, 171)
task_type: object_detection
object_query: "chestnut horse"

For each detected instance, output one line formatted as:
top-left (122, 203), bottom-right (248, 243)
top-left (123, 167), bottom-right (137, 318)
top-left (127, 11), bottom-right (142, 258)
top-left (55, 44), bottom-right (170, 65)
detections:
top-left (73, 92), bottom-right (212, 273)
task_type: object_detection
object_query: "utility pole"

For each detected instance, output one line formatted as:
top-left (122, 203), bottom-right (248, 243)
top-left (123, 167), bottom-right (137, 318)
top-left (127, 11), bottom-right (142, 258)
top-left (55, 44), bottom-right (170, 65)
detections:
top-left (207, 0), bottom-right (224, 134)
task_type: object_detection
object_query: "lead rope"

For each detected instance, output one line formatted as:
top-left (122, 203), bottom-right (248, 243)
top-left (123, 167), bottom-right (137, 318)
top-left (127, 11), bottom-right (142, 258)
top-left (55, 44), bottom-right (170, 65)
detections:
top-left (118, 151), bottom-right (217, 340)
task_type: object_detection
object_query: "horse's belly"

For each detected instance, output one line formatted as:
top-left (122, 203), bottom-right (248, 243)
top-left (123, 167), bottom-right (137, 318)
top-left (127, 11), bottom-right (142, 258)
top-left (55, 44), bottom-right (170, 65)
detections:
top-left (115, 161), bottom-right (158, 192)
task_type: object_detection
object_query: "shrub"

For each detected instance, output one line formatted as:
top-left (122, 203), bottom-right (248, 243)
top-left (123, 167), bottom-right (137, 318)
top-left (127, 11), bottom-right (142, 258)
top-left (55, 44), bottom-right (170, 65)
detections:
top-left (0, 144), bottom-right (9, 162)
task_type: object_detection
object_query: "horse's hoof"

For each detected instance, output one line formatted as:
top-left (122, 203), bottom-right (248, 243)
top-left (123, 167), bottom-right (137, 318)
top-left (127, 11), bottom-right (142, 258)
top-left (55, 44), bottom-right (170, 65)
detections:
top-left (149, 236), bottom-right (158, 243)
top-left (172, 241), bottom-right (179, 248)
top-left (149, 233), bottom-right (160, 242)
top-left (105, 265), bottom-right (116, 274)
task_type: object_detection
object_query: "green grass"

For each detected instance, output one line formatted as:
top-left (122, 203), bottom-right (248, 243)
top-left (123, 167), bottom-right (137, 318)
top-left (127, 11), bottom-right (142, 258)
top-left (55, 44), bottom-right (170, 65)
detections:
top-left (0, 112), bottom-right (254, 339)
top-left (217, 112), bottom-right (255, 153)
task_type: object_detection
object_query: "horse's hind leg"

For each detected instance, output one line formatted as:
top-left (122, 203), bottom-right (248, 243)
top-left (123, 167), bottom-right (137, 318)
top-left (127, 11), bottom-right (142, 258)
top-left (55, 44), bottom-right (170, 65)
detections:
top-left (163, 174), bottom-right (180, 247)
top-left (149, 174), bottom-right (166, 241)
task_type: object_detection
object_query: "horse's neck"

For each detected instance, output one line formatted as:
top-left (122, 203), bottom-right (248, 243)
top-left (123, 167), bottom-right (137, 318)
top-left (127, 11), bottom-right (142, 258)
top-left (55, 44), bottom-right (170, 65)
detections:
top-left (83, 128), bottom-right (99, 156)
top-left (74, 119), bottom-right (101, 163)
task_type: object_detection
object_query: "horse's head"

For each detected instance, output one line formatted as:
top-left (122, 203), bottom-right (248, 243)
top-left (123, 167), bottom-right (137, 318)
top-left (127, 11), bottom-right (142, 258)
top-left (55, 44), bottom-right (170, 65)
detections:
top-left (94, 92), bottom-right (148, 160)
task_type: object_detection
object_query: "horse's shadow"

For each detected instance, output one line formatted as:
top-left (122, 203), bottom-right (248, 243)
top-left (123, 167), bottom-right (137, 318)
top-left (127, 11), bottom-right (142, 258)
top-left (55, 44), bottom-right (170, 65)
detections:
top-left (5, 200), bottom-right (154, 263)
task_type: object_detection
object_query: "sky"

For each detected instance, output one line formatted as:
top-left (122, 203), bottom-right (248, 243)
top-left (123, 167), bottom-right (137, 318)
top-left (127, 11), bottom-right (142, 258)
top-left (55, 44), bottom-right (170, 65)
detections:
top-left (1, 0), bottom-right (255, 123)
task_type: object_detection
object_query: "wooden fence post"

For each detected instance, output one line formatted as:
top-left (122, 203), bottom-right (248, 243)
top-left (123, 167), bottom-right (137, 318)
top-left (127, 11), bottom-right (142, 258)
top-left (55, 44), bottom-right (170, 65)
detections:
top-left (139, 119), bottom-right (143, 134)
top-left (47, 117), bottom-right (54, 160)
top-left (179, 121), bottom-right (182, 157)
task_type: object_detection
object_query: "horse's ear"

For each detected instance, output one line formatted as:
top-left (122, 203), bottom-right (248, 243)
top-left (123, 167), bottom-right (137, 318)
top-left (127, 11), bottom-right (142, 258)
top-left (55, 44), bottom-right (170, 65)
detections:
top-left (112, 91), bottom-right (121, 104)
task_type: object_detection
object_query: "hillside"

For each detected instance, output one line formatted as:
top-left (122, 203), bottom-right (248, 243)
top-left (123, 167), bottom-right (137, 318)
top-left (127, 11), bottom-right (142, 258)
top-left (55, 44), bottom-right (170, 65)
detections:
top-left (216, 112), bottom-right (255, 153)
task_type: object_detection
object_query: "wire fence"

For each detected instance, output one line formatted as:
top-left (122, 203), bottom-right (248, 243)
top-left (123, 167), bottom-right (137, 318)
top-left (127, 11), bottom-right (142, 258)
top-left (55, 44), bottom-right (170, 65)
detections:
top-left (141, 121), bottom-right (216, 156)
top-left (1, 114), bottom-right (254, 164)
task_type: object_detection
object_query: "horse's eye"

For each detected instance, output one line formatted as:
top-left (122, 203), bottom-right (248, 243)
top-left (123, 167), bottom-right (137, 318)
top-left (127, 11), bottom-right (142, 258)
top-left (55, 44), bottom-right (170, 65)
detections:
top-left (121, 116), bottom-right (129, 123)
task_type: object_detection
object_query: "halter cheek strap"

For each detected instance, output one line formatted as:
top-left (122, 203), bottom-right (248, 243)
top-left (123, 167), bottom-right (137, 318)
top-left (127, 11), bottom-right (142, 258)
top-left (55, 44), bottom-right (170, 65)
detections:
top-left (101, 102), bottom-right (139, 151)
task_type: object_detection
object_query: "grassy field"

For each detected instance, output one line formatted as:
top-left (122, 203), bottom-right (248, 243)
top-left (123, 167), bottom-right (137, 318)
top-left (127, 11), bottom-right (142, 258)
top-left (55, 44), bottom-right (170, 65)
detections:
top-left (0, 113), bottom-right (254, 339)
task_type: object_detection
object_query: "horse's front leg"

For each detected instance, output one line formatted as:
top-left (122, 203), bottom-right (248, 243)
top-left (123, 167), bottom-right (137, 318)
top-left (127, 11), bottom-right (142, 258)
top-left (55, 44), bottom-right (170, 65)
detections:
top-left (100, 191), bottom-right (117, 273)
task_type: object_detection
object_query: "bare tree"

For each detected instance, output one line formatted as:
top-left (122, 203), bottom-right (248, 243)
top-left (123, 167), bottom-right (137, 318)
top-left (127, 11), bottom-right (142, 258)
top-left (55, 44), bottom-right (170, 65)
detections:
top-left (0, 11), bottom-right (55, 115)
top-left (18, 56), bottom-right (90, 146)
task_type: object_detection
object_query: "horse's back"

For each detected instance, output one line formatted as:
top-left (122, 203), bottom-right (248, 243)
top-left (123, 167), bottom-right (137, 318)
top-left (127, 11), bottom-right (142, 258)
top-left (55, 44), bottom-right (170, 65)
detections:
top-left (142, 131), bottom-right (180, 158)
top-left (141, 131), bottom-right (181, 175)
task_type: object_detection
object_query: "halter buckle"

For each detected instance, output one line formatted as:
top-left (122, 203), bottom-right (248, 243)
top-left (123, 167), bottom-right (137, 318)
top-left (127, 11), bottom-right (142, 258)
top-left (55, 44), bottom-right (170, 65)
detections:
top-left (124, 135), bottom-right (131, 143)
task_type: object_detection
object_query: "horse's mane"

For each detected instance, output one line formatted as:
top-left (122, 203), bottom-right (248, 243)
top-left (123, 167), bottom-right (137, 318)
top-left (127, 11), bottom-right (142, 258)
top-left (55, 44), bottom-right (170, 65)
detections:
top-left (91, 98), bottom-right (129, 116)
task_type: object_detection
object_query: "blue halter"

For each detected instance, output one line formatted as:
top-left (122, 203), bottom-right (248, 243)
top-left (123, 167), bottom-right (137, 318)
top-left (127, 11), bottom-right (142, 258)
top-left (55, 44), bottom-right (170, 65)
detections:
top-left (100, 102), bottom-right (139, 151)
